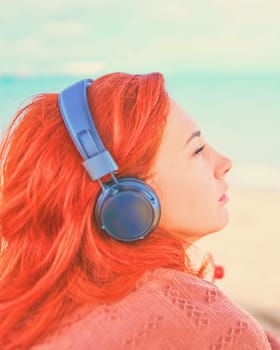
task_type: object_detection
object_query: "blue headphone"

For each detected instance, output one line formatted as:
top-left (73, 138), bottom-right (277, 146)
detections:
top-left (58, 79), bottom-right (161, 242)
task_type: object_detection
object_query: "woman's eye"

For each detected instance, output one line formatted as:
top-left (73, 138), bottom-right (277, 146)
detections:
top-left (194, 144), bottom-right (205, 155)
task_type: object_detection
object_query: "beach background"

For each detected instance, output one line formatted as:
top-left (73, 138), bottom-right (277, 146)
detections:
top-left (1, 0), bottom-right (280, 336)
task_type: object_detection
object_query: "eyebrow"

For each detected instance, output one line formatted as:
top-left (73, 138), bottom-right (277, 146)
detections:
top-left (184, 130), bottom-right (201, 147)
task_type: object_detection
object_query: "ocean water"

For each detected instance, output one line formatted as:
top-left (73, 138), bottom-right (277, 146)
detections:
top-left (0, 72), bottom-right (279, 189)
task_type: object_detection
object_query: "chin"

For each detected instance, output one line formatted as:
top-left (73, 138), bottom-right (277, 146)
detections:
top-left (201, 211), bottom-right (230, 236)
top-left (210, 213), bottom-right (230, 234)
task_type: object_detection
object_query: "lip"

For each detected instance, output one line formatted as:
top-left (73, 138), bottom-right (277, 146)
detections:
top-left (218, 193), bottom-right (229, 203)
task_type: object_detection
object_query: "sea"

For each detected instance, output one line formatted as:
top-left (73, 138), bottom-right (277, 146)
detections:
top-left (0, 72), bottom-right (279, 190)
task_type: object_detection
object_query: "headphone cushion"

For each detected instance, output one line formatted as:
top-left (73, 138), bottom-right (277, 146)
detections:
top-left (95, 178), bottom-right (161, 241)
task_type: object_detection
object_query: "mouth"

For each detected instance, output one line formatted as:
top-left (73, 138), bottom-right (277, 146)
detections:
top-left (218, 193), bottom-right (229, 203)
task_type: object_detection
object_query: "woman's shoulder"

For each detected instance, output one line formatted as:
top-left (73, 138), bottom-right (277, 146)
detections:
top-left (32, 268), bottom-right (271, 350)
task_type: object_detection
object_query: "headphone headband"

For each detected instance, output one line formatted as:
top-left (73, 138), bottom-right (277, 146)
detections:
top-left (58, 79), bottom-right (118, 180)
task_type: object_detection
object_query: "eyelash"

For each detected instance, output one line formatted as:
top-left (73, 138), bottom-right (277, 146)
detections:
top-left (194, 144), bottom-right (205, 155)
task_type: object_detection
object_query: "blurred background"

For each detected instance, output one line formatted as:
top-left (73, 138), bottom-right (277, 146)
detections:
top-left (1, 0), bottom-right (279, 334)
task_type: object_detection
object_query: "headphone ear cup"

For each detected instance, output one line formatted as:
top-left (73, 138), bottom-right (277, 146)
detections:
top-left (95, 178), bottom-right (161, 241)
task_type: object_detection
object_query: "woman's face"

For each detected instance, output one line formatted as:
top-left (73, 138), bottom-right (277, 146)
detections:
top-left (150, 100), bottom-right (232, 243)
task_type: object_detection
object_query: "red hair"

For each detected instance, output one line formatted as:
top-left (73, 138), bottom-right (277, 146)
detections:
top-left (0, 73), bottom-right (208, 348)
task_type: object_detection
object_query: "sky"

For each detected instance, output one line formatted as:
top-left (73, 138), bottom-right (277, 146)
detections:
top-left (1, 0), bottom-right (280, 76)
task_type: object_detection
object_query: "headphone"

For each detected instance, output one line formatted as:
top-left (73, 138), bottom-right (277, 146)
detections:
top-left (58, 79), bottom-right (161, 242)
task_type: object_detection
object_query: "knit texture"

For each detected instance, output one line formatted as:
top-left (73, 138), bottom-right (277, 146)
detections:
top-left (33, 269), bottom-right (275, 350)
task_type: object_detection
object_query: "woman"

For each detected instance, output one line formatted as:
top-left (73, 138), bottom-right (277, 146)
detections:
top-left (0, 72), bottom-right (279, 349)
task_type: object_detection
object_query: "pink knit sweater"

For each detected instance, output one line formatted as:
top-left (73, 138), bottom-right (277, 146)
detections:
top-left (33, 269), bottom-right (279, 349)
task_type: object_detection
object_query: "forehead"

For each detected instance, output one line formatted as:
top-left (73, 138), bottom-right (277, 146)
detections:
top-left (162, 100), bottom-right (199, 146)
top-left (152, 100), bottom-right (199, 172)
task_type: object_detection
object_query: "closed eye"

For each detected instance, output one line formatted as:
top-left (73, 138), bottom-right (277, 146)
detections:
top-left (194, 144), bottom-right (205, 155)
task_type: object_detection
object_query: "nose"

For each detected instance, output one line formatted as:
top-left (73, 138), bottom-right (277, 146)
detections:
top-left (214, 153), bottom-right (232, 179)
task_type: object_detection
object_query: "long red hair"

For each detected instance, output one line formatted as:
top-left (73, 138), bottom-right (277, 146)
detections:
top-left (0, 73), bottom-right (208, 349)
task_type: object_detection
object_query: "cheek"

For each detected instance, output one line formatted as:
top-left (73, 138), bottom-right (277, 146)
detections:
top-left (155, 171), bottom-right (205, 225)
top-left (177, 181), bottom-right (213, 222)
top-left (156, 165), bottom-right (223, 234)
